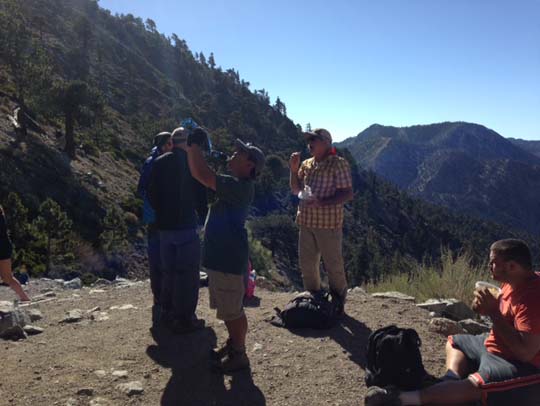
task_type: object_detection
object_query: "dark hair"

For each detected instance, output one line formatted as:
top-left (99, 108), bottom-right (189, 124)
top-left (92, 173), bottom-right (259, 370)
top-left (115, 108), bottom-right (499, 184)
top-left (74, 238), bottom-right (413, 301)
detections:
top-left (153, 132), bottom-right (171, 150)
top-left (490, 239), bottom-right (532, 271)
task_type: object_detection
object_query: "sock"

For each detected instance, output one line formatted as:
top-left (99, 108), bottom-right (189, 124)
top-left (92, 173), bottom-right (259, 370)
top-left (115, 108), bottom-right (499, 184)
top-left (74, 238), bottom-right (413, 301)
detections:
top-left (399, 391), bottom-right (421, 405)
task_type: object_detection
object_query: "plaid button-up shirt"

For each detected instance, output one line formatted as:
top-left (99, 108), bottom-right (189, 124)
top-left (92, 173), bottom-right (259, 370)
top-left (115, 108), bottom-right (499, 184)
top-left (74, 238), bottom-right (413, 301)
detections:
top-left (296, 155), bottom-right (353, 229)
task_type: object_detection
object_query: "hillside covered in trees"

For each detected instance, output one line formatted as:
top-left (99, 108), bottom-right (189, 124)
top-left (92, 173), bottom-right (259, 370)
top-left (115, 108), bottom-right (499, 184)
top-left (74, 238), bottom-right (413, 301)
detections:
top-left (338, 122), bottom-right (540, 235)
top-left (0, 0), bottom-right (533, 287)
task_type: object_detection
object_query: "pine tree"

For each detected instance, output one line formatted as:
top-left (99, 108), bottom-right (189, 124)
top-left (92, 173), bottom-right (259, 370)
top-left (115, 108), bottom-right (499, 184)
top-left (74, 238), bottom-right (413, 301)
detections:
top-left (274, 97), bottom-right (287, 116)
top-left (0, 1), bottom-right (32, 104)
top-left (199, 52), bottom-right (207, 66)
top-left (145, 18), bottom-right (157, 33)
top-left (33, 199), bottom-right (73, 273)
top-left (99, 206), bottom-right (128, 254)
top-left (208, 52), bottom-right (216, 69)
top-left (53, 80), bottom-right (103, 158)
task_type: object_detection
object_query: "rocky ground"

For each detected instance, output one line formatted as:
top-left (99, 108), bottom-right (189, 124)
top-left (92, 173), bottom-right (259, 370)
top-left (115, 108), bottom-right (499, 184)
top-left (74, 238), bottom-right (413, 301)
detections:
top-left (0, 279), bottom-right (450, 406)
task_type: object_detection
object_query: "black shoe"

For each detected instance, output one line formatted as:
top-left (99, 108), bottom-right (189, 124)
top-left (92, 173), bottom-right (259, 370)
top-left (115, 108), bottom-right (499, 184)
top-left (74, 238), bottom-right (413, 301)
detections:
top-left (218, 347), bottom-right (250, 374)
top-left (210, 338), bottom-right (233, 360)
top-left (364, 386), bottom-right (402, 406)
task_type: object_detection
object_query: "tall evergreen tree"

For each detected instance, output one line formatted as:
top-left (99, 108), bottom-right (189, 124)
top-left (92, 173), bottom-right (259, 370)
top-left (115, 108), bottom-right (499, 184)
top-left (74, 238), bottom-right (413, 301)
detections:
top-left (33, 199), bottom-right (73, 273)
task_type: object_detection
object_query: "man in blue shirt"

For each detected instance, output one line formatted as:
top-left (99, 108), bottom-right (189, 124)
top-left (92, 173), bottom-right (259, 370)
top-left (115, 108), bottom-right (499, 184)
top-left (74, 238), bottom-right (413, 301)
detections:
top-left (137, 132), bottom-right (172, 328)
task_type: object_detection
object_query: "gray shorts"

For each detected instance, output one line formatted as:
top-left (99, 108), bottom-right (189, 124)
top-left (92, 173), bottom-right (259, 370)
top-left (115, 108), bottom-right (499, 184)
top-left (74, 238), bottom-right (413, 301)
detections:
top-left (450, 334), bottom-right (539, 386)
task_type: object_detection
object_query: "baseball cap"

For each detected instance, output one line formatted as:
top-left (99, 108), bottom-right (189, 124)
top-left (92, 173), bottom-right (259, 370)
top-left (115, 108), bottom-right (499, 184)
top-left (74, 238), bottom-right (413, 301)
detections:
top-left (235, 139), bottom-right (265, 176)
top-left (303, 128), bottom-right (332, 144)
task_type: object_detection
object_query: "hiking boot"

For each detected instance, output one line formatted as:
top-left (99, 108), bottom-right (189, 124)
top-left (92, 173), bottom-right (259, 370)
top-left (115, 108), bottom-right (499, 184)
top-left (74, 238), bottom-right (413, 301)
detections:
top-left (219, 347), bottom-right (250, 374)
top-left (211, 339), bottom-right (233, 360)
top-left (364, 386), bottom-right (402, 406)
top-left (167, 318), bottom-right (205, 334)
top-left (334, 297), bottom-right (346, 320)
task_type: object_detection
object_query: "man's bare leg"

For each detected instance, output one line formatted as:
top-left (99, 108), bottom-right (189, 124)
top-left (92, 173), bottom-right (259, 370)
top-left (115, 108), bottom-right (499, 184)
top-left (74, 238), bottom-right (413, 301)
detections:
top-left (400, 378), bottom-right (481, 405)
top-left (445, 340), bottom-right (471, 378)
top-left (399, 340), bottom-right (480, 405)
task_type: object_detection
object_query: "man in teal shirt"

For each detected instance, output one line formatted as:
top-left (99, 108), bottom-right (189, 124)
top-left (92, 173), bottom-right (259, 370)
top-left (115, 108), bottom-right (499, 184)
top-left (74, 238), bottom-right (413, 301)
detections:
top-left (183, 132), bottom-right (264, 373)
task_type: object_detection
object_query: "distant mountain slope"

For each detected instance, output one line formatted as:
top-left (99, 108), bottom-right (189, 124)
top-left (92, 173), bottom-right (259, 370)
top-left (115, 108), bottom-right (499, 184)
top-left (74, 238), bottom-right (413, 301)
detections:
top-left (339, 122), bottom-right (540, 234)
top-left (508, 138), bottom-right (540, 159)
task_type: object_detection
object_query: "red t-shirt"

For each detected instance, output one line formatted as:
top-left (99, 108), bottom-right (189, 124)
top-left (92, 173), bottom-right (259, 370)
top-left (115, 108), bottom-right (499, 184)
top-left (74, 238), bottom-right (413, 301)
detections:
top-left (484, 272), bottom-right (540, 367)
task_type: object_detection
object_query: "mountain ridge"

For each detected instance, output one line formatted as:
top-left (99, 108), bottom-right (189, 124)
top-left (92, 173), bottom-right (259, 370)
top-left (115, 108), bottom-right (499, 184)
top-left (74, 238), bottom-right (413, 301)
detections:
top-left (338, 121), bottom-right (540, 234)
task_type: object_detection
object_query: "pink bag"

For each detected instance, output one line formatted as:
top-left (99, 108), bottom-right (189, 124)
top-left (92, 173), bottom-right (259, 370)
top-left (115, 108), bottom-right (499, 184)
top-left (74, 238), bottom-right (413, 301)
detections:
top-left (245, 260), bottom-right (256, 298)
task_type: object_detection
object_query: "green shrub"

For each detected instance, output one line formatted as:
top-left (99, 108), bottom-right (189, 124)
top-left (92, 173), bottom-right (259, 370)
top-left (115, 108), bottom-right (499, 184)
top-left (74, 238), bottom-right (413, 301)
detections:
top-left (81, 272), bottom-right (98, 286)
top-left (366, 249), bottom-right (491, 303)
top-left (248, 229), bottom-right (274, 278)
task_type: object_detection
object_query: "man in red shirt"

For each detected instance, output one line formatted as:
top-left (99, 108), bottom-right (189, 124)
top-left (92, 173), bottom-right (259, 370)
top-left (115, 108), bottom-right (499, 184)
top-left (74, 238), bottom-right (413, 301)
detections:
top-left (365, 239), bottom-right (540, 405)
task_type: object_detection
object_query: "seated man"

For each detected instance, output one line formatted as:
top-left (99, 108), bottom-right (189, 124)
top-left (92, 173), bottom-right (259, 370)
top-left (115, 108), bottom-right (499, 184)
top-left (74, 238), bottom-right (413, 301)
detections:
top-left (365, 239), bottom-right (540, 405)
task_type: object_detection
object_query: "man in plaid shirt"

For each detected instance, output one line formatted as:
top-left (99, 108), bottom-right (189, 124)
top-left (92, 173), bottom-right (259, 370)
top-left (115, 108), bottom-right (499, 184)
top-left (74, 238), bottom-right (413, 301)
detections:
top-left (289, 128), bottom-right (353, 316)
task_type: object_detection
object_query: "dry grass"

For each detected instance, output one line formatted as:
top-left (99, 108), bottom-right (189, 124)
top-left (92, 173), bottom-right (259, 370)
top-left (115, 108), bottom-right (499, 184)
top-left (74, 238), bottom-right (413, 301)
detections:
top-left (366, 249), bottom-right (493, 302)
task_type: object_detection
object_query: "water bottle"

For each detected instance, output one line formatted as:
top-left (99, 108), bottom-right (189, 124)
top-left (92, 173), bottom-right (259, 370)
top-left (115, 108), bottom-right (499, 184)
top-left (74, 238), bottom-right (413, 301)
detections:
top-left (298, 185), bottom-right (314, 200)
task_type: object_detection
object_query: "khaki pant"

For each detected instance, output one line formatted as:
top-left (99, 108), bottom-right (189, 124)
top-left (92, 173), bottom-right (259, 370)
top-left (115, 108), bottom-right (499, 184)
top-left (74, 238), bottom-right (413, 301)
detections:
top-left (298, 226), bottom-right (348, 298)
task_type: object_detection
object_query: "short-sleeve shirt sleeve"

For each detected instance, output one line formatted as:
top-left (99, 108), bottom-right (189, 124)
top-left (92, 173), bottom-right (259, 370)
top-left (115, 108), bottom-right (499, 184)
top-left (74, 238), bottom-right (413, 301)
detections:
top-left (514, 296), bottom-right (540, 335)
top-left (334, 158), bottom-right (353, 190)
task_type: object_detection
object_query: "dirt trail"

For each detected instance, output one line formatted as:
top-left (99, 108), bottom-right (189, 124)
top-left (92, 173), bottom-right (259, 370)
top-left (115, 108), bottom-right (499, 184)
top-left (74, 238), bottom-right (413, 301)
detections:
top-left (0, 280), bottom-right (447, 406)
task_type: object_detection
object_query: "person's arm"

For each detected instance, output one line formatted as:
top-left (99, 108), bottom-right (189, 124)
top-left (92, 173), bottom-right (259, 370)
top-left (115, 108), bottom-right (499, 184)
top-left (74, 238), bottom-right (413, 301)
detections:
top-left (147, 160), bottom-right (159, 209)
top-left (194, 181), bottom-right (208, 225)
top-left (474, 289), bottom-right (540, 363)
top-left (289, 152), bottom-right (302, 195)
top-left (184, 144), bottom-right (217, 191)
top-left (136, 159), bottom-right (150, 198)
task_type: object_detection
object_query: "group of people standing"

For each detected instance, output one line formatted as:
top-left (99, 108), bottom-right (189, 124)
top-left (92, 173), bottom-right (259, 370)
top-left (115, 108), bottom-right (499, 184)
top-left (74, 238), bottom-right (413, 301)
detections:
top-left (138, 126), bottom-right (265, 372)
top-left (137, 125), bottom-right (354, 373)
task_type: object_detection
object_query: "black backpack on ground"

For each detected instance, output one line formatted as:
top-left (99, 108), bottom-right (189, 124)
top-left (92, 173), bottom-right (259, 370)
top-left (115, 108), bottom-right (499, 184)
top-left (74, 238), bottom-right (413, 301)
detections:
top-left (269, 290), bottom-right (338, 329)
top-left (365, 325), bottom-right (429, 390)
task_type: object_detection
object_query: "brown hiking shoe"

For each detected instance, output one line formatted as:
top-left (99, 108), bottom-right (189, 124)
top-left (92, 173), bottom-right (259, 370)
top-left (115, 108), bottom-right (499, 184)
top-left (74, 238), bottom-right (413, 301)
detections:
top-left (219, 347), bottom-right (250, 374)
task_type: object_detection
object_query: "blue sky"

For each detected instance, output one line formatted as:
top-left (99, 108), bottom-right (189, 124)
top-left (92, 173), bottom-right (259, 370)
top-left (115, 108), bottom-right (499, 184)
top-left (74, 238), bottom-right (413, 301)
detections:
top-left (99, 0), bottom-right (540, 141)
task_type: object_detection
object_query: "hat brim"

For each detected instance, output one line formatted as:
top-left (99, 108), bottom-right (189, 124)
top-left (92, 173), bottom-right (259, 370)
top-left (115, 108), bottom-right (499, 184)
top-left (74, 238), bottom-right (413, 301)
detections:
top-left (235, 138), bottom-right (250, 152)
top-left (302, 131), bottom-right (319, 139)
top-left (234, 139), bottom-right (265, 175)
top-left (303, 132), bottom-right (329, 142)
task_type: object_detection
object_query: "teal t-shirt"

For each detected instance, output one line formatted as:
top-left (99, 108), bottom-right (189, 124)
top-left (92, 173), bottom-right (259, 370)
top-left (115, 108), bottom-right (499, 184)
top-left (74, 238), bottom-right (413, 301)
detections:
top-left (202, 175), bottom-right (254, 275)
